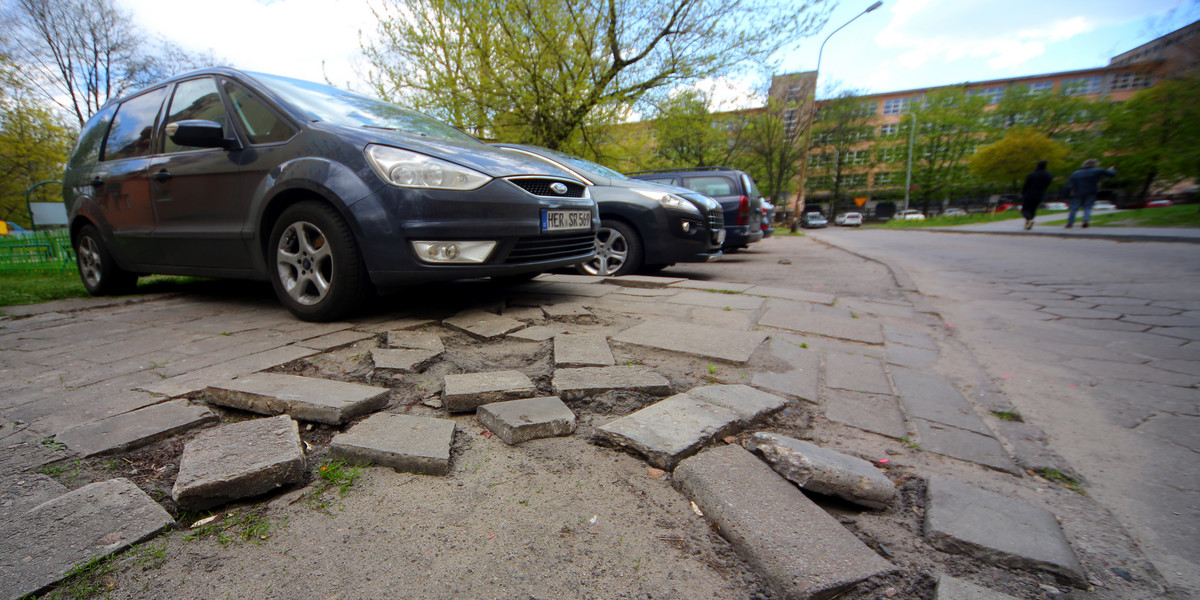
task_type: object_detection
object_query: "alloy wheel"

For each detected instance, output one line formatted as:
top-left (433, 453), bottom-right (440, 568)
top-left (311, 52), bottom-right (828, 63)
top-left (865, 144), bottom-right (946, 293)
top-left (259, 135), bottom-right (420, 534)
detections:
top-left (276, 220), bottom-right (334, 306)
top-left (581, 226), bottom-right (628, 276)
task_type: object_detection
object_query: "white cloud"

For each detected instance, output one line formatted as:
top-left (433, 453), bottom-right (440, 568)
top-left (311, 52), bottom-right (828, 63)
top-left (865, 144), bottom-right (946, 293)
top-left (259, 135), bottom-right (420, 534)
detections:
top-left (691, 76), bottom-right (765, 112)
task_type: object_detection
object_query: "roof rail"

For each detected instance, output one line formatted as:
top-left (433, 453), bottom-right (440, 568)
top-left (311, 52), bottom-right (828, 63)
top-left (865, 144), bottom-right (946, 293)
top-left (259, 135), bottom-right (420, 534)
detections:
top-left (624, 166), bottom-right (738, 176)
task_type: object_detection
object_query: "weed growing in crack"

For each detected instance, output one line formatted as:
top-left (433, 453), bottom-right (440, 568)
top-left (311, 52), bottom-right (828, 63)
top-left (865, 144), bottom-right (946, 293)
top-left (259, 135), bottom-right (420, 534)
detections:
top-left (40, 553), bottom-right (116, 599)
top-left (990, 410), bottom-right (1021, 422)
top-left (1038, 468), bottom-right (1086, 495)
top-left (182, 509), bottom-right (284, 545)
top-left (308, 458), bottom-right (366, 512)
top-left (37, 436), bottom-right (67, 451)
top-left (900, 436), bottom-right (921, 450)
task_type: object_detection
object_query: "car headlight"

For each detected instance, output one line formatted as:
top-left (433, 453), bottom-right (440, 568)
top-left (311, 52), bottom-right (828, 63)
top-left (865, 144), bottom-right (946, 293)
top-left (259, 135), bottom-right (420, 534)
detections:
top-left (631, 189), bottom-right (701, 215)
top-left (365, 144), bottom-right (491, 191)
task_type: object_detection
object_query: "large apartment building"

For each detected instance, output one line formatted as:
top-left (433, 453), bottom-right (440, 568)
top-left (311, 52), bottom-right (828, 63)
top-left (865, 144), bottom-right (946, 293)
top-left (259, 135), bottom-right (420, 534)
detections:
top-left (770, 19), bottom-right (1199, 215)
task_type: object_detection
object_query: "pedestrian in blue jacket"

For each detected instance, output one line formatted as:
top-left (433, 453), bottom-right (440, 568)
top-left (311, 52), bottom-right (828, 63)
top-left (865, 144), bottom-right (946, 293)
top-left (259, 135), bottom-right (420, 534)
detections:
top-left (1065, 159), bottom-right (1117, 228)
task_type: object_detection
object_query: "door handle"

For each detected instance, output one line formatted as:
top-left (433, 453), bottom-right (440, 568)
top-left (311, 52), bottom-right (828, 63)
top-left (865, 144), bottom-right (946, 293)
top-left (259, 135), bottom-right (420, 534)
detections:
top-left (89, 177), bottom-right (104, 187)
top-left (152, 170), bottom-right (172, 182)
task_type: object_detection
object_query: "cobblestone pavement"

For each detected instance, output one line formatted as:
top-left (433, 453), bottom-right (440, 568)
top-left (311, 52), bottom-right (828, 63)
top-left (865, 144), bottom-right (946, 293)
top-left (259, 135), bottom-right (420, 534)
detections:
top-left (0, 235), bottom-right (1184, 599)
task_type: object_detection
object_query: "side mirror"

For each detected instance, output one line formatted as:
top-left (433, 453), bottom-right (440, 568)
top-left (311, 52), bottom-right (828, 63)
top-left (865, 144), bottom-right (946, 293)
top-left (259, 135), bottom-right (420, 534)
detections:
top-left (166, 120), bottom-right (240, 151)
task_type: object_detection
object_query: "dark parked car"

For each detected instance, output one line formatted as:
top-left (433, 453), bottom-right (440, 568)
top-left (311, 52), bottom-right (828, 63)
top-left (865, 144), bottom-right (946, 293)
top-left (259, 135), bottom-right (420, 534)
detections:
top-left (495, 144), bottom-right (723, 276)
top-left (801, 212), bottom-right (828, 228)
top-left (627, 167), bottom-right (764, 251)
top-left (63, 68), bottom-right (597, 321)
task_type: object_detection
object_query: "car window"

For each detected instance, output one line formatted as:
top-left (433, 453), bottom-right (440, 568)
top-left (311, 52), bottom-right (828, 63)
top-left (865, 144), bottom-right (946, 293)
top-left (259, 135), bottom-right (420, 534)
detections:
top-left (103, 87), bottom-right (168, 161)
top-left (69, 104), bottom-right (117, 167)
top-left (163, 78), bottom-right (231, 153)
top-left (224, 81), bottom-right (296, 144)
top-left (639, 177), bottom-right (675, 186)
top-left (682, 176), bottom-right (735, 197)
top-left (741, 173), bottom-right (761, 197)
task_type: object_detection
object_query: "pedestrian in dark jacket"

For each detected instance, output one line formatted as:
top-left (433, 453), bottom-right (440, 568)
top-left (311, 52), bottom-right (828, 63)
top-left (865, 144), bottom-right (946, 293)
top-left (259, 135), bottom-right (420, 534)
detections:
top-left (1065, 158), bottom-right (1117, 228)
top-left (1020, 160), bottom-right (1053, 230)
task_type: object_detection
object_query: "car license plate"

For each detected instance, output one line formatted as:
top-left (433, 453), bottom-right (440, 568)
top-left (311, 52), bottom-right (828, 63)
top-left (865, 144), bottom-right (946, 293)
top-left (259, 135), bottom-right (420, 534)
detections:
top-left (542, 210), bottom-right (590, 231)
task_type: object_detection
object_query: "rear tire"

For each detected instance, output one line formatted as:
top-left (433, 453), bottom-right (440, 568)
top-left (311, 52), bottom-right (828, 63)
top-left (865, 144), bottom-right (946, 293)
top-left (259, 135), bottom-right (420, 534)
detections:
top-left (577, 220), bottom-right (642, 277)
top-left (268, 201), bottom-right (368, 321)
top-left (74, 225), bottom-right (137, 295)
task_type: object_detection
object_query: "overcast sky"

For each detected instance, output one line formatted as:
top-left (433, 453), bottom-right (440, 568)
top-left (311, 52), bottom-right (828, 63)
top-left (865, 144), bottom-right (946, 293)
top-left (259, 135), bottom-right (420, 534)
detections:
top-left (119, 0), bottom-right (1198, 111)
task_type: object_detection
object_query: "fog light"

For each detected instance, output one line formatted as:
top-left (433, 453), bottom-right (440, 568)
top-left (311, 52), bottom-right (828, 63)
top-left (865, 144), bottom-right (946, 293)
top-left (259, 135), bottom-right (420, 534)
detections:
top-left (412, 241), bottom-right (496, 264)
top-left (681, 221), bottom-right (692, 233)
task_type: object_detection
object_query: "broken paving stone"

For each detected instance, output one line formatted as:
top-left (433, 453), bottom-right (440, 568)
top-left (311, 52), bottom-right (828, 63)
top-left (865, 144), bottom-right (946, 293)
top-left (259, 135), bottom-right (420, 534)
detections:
top-left (685, 384), bottom-right (787, 426)
top-left (296, 329), bottom-right (375, 351)
top-left (601, 275), bottom-right (685, 288)
top-left (553, 333), bottom-right (614, 367)
top-left (912, 419), bottom-right (1018, 473)
top-left (542, 302), bottom-right (595, 321)
top-left (502, 305), bottom-right (545, 322)
top-left (0, 478), bottom-right (173, 600)
top-left (386, 330), bottom-right (444, 352)
top-left (757, 308), bottom-right (884, 345)
top-left (171, 415), bottom-right (306, 511)
top-left (924, 476), bottom-right (1087, 588)
top-left (936, 574), bottom-right (1021, 600)
top-left (508, 325), bottom-right (558, 342)
top-left (992, 420), bottom-right (1082, 481)
top-left (824, 353), bottom-right (892, 394)
top-left (551, 365), bottom-right (671, 401)
top-left (594, 393), bottom-right (739, 469)
top-left (477, 396), bottom-right (576, 444)
top-left (666, 289), bottom-right (766, 310)
top-left (823, 390), bottom-right (908, 439)
top-left (205, 373), bottom-right (390, 425)
top-left (612, 321), bottom-right (767, 364)
top-left (744, 432), bottom-right (896, 510)
top-left (0, 473), bottom-right (67, 517)
top-left (442, 370), bottom-right (536, 412)
top-left (442, 310), bottom-right (525, 340)
top-left (674, 445), bottom-right (896, 600)
top-left (371, 348), bottom-right (441, 372)
top-left (330, 413), bottom-right (455, 475)
top-left (54, 400), bottom-right (218, 457)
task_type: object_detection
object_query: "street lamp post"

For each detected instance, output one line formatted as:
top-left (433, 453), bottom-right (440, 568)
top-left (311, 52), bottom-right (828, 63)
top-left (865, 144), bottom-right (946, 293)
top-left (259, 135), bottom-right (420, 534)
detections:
top-left (792, 1), bottom-right (883, 232)
top-left (903, 112), bottom-right (917, 213)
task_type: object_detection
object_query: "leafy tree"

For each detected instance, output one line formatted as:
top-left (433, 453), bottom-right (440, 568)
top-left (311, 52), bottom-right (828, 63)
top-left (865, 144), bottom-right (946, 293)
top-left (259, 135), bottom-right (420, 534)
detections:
top-left (0, 56), bottom-right (74, 227)
top-left (968, 128), bottom-right (1069, 192)
top-left (899, 88), bottom-right (991, 212)
top-left (361, 0), bottom-right (833, 151)
top-left (993, 85), bottom-right (1110, 139)
top-left (649, 89), bottom-right (739, 168)
top-left (805, 90), bottom-right (875, 218)
top-left (6, 0), bottom-right (216, 125)
top-left (1102, 76), bottom-right (1200, 201)
top-left (735, 97), bottom-right (809, 211)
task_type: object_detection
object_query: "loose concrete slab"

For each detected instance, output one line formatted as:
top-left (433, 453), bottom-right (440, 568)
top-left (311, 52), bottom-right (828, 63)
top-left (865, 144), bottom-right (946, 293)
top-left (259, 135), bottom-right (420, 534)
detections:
top-left (744, 432), bottom-right (896, 509)
top-left (0, 478), bottom-right (174, 600)
top-left (371, 348), bottom-right (441, 372)
top-left (553, 333), bottom-right (614, 367)
top-left (886, 344), bottom-right (939, 370)
top-left (890, 367), bottom-right (991, 435)
top-left (824, 353), bottom-right (892, 394)
top-left (542, 302), bottom-right (595, 320)
top-left (206, 373), bottom-right (390, 425)
top-left (668, 280), bottom-right (754, 293)
top-left (508, 325), bottom-right (558, 342)
top-left (442, 310), bottom-right (525, 340)
top-left (686, 384), bottom-right (787, 425)
top-left (913, 419), bottom-right (1018, 473)
top-left (501, 305), bottom-right (545, 322)
top-left (758, 308), bottom-right (884, 344)
top-left (594, 393), bottom-right (739, 469)
top-left (139, 345), bottom-right (318, 398)
top-left (936, 575), bottom-right (1021, 600)
top-left (925, 476), bottom-right (1086, 587)
top-left (612, 321), bottom-right (767, 363)
top-left (674, 445), bottom-right (896, 600)
top-left (535, 282), bottom-right (615, 297)
top-left (688, 306), bottom-right (754, 330)
top-left (602, 275), bottom-right (686, 288)
top-left (171, 415), bottom-right (306, 511)
top-left (296, 329), bottom-right (375, 351)
top-left (552, 365), bottom-right (672, 401)
top-left (608, 287), bottom-right (683, 297)
top-left (838, 298), bottom-right (916, 319)
top-left (751, 338), bottom-right (820, 402)
top-left (386, 330), bottom-right (445, 352)
top-left (823, 390), bottom-right (908, 439)
top-left (362, 317), bottom-right (437, 333)
top-left (330, 413), bottom-right (456, 475)
top-left (55, 400), bottom-right (218, 457)
top-left (443, 370), bottom-right (537, 412)
top-left (0, 473), bottom-right (67, 517)
top-left (477, 396), bottom-right (576, 444)
top-left (744, 285), bottom-right (837, 305)
top-left (666, 289), bottom-right (766, 310)
top-left (992, 420), bottom-right (1082, 480)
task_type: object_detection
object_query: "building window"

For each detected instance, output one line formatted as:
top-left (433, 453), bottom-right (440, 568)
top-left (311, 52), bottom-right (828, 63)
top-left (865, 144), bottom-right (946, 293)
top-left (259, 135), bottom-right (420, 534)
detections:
top-left (806, 175), bottom-right (833, 191)
top-left (876, 145), bottom-right (906, 163)
top-left (842, 174), bottom-right (868, 189)
top-left (968, 86), bottom-right (1006, 104)
top-left (1110, 71), bottom-right (1153, 91)
top-left (882, 97), bottom-right (913, 115)
top-left (1062, 76), bottom-right (1102, 95)
top-left (846, 150), bottom-right (870, 166)
top-left (1027, 81), bottom-right (1054, 94)
top-left (879, 123), bottom-right (899, 136)
top-left (873, 171), bottom-right (899, 187)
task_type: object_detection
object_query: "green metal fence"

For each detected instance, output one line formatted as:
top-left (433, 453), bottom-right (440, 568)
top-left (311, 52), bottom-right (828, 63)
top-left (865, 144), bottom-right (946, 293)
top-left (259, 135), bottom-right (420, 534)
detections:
top-left (0, 229), bottom-right (76, 273)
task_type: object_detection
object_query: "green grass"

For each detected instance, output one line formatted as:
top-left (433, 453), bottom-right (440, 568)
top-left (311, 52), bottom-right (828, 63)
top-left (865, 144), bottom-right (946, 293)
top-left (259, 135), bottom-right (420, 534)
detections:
top-left (0, 273), bottom-right (212, 308)
top-left (1038, 468), bottom-right (1086, 494)
top-left (869, 210), bottom-right (1029, 228)
top-left (1041, 203), bottom-right (1200, 227)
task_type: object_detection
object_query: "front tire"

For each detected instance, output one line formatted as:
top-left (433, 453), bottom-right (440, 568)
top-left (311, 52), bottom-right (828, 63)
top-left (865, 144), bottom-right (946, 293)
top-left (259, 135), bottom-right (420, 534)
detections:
top-left (268, 201), bottom-right (368, 322)
top-left (577, 220), bottom-right (642, 277)
top-left (74, 225), bottom-right (137, 295)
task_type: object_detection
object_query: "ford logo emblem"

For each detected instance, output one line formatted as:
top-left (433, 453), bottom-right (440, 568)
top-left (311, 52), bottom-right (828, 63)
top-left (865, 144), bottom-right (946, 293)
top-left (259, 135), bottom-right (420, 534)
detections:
top-left (549, 182), bottom-right (568, 195)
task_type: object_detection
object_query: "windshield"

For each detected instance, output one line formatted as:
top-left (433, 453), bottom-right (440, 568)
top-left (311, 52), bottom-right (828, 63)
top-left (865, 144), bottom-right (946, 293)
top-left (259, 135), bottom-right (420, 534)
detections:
top-left (248, 72), bottom-right (479, 143)
top-left (516, 146), bottom-right (628, 180)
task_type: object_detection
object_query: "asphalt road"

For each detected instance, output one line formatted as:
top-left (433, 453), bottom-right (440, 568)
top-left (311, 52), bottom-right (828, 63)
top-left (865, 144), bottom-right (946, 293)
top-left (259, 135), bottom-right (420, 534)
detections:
top-left (807, 227), bottom-right (1200, 598)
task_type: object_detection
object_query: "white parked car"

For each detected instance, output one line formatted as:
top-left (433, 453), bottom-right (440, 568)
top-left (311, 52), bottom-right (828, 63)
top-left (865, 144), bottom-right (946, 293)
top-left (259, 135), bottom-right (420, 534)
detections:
top-left (896, 209), bottom-right (925, 221)
top-left (1093, 201), bottom-right (1117, 211)
top-left (1042, 202), bottom-right (1068, 211)
top-left (835, 212), bottom-right (863, 226)
top-left (942, 208), bottom-right (967, 217)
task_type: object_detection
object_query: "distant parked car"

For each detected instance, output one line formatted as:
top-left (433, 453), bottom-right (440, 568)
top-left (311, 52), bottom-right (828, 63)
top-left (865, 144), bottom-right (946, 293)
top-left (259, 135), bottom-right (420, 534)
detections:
top-left (942, 208), bottom-right (967, 217)
top-left (761, 200), bottom-right (776, 238)
top-left (494, 144), bottom-right (723, 276)
top-left (628, 167), bottom-right (764, 251)
top-left (1042, 202), bottom-right (1068, 211)
top-left (1146, 199), bottom-right (1173, 208)
top-left (895, 209), bottom-right (926, 221)
top-left (1093, 201), bottom-right (1117, 211)
top-left (835, 212), bottom-right (863, 226)
top-left (801, 212), bottom-right (828, 228)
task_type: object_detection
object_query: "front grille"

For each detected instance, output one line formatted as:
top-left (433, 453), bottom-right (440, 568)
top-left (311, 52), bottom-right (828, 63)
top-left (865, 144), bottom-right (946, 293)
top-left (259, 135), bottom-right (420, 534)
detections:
top-left (708, 209), bottom-right (725, 243)
top-left (505, 233), bottom-right (594, 264)
top-left (507, 177), bottom-right (586, 198)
